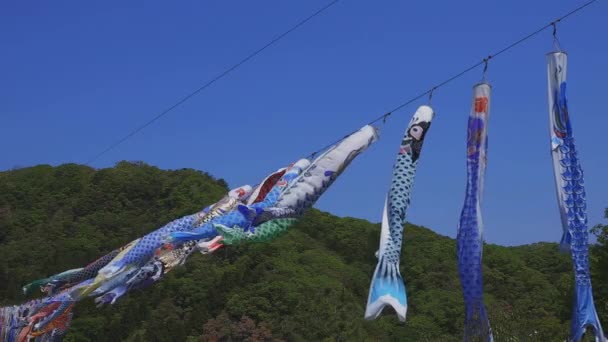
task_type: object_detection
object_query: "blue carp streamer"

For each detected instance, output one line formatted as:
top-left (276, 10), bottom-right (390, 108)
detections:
top-left (365, 106), bottom-right (434, 322)
top-left (547, 51), bottom-right (604, 342)
top-left (457, 82), bottom-right (493, 341)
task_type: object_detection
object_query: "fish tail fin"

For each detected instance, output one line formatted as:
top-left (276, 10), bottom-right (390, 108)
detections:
top-left (571, 284), bottom-right (605, 342)
top-left (559, 230), bottom-right (572, 253)
top-left (463, 302), bottom-right (494, 342)
top-left (364, 257), bottom-right (407, 322)
top-left (94, 286), bottom-right (127, 308)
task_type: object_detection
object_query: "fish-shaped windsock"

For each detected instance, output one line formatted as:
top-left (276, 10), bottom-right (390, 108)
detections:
top-left (261, 125), bottom-right (379, 220)
top-left (91, 193), bottom-right (243, 290)
top-left (217, 125), bottom-right (379, 244)
top-left (88, 164), bottom-right (303, 305)
top-left (168, 159), bottom-right (311, 244)
top-left (26, 278), bottom-right (93, 334)
top-left (547, 51), bottom-right (604, 342)
top-left (23, 245), bottom-right (127, 297)
top-left (1, 297), bottom-right (75, 342)
top-left (92, 186), bottom-right (253, 307)
top-left (98, 214), bottom-right (201, 281)
top-left (28, 307), bottom-right (73, 341)
top-left (0, 301), bottom-right (42, 342)
top-left (22, 268), bottom-right (83, 297)
top-left (156, 185), bottom-right (253, 270)
top-left (28, 302), bottom-right (74, 341)
top-left (365, 106), bottom-right (434, 321)
top-left (457, 82), bottom-right (493, 341)
top-left (67, 238), bottom-right (142, 301)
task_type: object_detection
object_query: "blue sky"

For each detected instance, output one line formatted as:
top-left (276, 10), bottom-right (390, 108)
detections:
top-left (2, 0), bottom-right (607, 246)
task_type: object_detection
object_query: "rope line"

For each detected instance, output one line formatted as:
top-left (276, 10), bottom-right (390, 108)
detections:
top-left (83, 0), bottom-right (597, 163)
top-left (85, 0), bottom-right (341, 165)
top-left (303, 0), bottom-right (596, 159)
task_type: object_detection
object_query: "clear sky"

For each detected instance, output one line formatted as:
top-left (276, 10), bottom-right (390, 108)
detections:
top-left (2, 0), bottom-right (607, 246)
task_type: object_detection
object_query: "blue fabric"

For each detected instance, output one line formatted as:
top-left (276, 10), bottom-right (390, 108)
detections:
top-left (169, 167), bottom-right (302, 243)
top-left (457, 84), bottom-right (493, 341)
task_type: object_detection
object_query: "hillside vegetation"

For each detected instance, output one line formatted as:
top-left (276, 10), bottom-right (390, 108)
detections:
top-left (1, 162), bottom-right (606, 341)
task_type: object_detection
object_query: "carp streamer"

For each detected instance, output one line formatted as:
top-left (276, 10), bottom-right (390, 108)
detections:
top-left (0, 125), bottom-right (378, 341)
top-left (457, 82), bottom-right (493, 341)
top-left (365, 106), bottom-right (434, 322)
top-left (547, 51), bottom-right (604, 342)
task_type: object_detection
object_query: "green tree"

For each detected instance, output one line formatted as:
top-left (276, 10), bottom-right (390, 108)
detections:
top-left (0, 163), bottom-right (606, 341)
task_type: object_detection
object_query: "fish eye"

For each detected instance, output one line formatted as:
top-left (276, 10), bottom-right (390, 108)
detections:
top-left (409, 125), bottom-right (423, 140)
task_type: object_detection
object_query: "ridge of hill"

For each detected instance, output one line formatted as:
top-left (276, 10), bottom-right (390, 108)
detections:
top-left (1, 162), bottom-right (606, 341)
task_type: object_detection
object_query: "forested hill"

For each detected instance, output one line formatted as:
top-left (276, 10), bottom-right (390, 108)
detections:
top-left (1, 162), bottom-right (607, 341)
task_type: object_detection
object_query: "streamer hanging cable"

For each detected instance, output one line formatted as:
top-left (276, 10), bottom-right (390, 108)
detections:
top-left (428, 87), bottom-right (436, 105)
top-left (303, 0), bottom-right (596, 159)
top-left (481, 56), bottom-right (491, 82)
top-left (85, 0), bottom-right (340, 165)
top-left (552, 21), bottom-right (563, 52)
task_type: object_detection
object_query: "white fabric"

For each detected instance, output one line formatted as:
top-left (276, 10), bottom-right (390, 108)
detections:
top-left (547, 52), bottom-right (570, 244)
